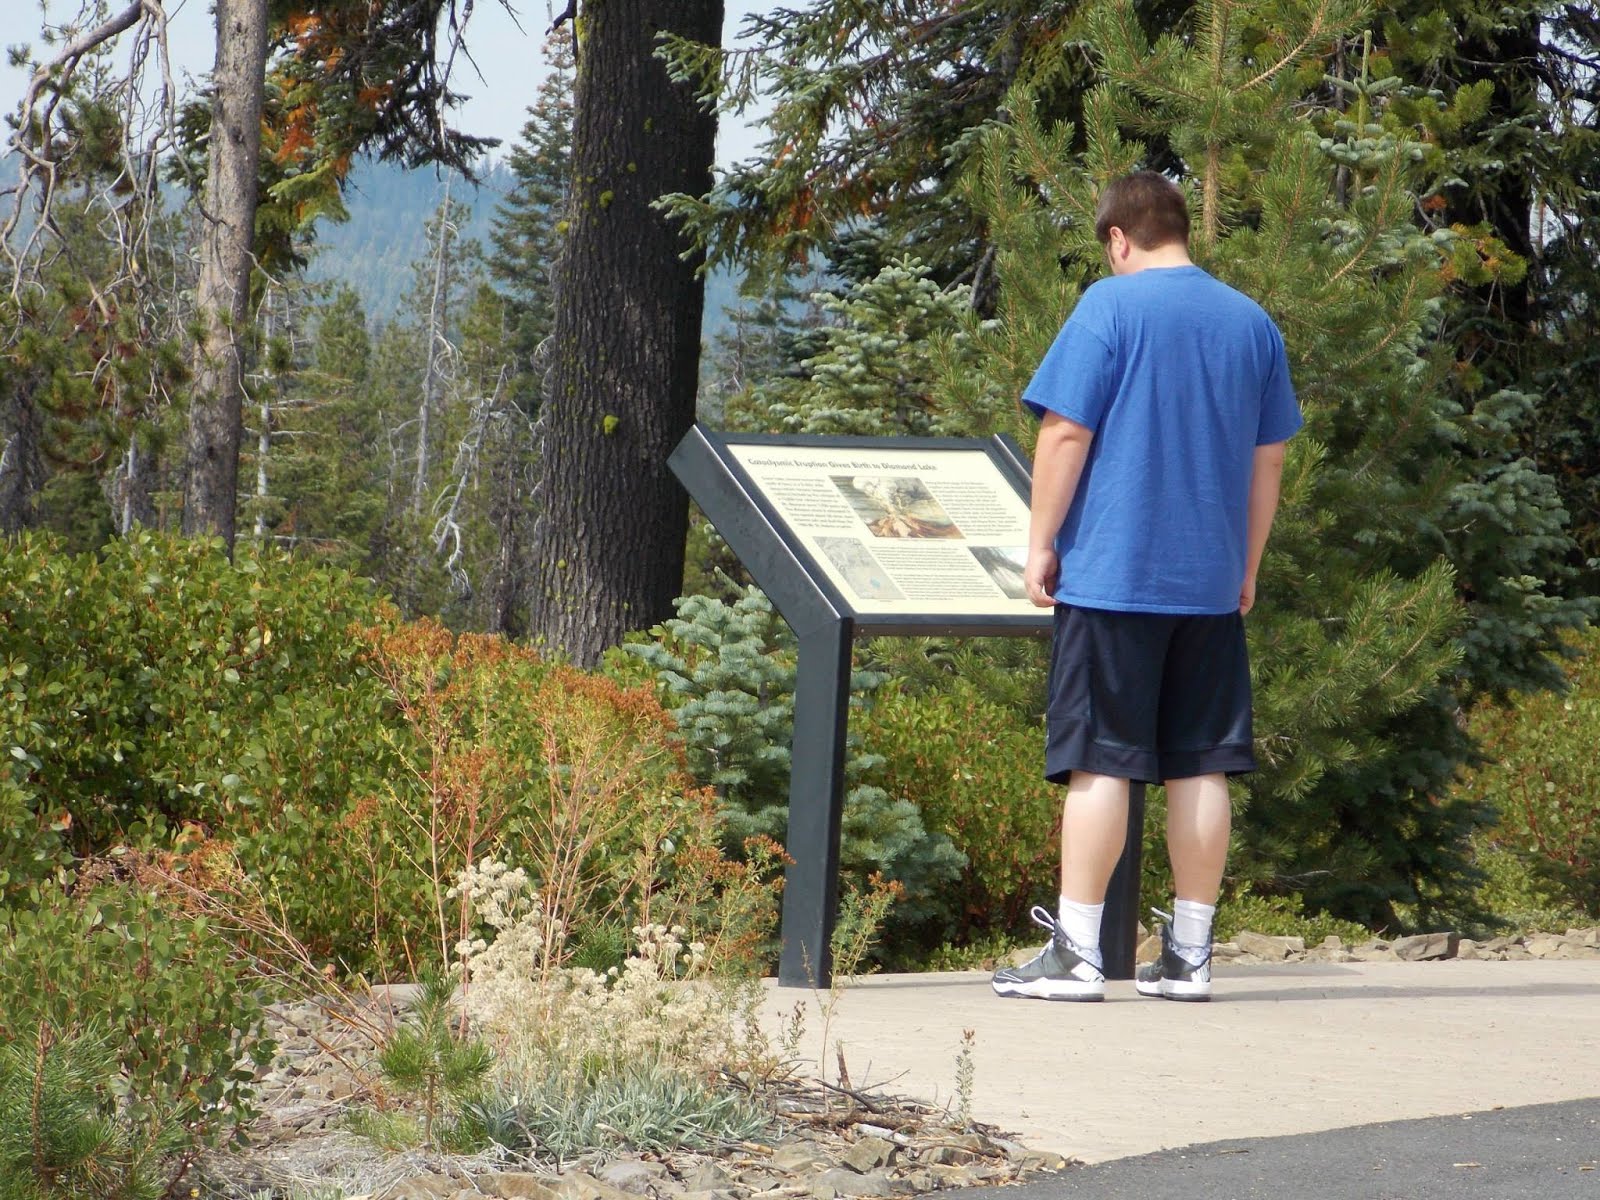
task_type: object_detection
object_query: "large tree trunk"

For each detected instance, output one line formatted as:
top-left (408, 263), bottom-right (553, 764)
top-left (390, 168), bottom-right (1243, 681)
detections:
top-left (528, 0), bottom-right (722, 666)
top-left (182, 0), bottom-right (268, 553)
top-left (0, 374), bottom-right (46, 536)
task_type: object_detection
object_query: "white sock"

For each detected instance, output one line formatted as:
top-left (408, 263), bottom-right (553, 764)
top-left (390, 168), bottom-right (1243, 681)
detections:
top-left (1172, 899), bottom-right (1216, 951)
top-left (1058, 896), bottom-right (1104, 967)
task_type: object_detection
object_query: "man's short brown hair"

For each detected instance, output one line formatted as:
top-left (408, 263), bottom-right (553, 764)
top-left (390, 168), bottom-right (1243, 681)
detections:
top-left (1094, 171), bottom-right (1190, 250)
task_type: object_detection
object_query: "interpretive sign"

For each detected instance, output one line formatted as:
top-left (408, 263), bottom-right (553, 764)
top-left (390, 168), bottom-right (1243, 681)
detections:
top-left (723, 442), bottom-right (1039, 621)
top-left (671, 427), bottom-right (1062, 989)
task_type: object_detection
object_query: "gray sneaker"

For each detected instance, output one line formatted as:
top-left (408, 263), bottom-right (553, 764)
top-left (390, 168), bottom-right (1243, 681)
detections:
top-left (1135, 909), bottom-right (1213, 1001)
top-left (991, 906), bottom-right (1106, 1002)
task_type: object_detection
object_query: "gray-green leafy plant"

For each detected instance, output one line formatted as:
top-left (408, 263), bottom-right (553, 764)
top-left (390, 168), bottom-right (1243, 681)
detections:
top-left (472, 1062), bottom-right (769, 1160)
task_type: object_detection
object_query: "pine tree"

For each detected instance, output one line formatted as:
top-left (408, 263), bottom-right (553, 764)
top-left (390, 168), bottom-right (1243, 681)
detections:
top-left (488, 30), bottom-right (576, 371)
top-left (1371, 3), bottom-right (1600, 608)
top-left (663, 0), bottom-right (1095, 286)
top-left (940, 0), bottom-right (1505, 926)
top-left (292, 283), bottom-right (388, 567)
top-left (730, 259), bottom-right (996, 438)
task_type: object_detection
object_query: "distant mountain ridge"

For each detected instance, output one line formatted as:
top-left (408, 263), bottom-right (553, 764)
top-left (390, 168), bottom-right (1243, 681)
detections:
top-left (309, 157), bottom-right (742, 339)
top-left (0, 150), bottom-right (742, 340)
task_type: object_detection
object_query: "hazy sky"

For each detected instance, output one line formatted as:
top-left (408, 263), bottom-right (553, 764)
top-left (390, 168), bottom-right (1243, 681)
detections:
top-left (1, 0), bottom-right (774, 166)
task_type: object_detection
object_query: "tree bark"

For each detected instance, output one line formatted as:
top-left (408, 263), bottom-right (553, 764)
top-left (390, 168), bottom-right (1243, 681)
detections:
top-left (0, 374), bottom-right (46, 536)
top-left (182, 0), bottom-right (268, 553)
top-left (529, 0), bottom-right (722, 666)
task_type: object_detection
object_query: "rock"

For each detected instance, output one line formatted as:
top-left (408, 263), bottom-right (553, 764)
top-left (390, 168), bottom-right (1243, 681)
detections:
top-left (682, 1165), bottom-right (734, 1191)
top-left (677, 1191), bottom-right (737, 1200)
top-left (1392, 932), bottom-right (1458, 961)
top-left (369, 982), bottom-right (425, 1013)
top-left (1351, 940), bottom-right (1395, 961)
top-left (1482, 936), bottom-right (1515, 952)
top-left (1210, 941), bottom-right (1243, 960)
top-left (843, 1137), bottom-right (898, 1173)
top-left (1526, 935), bottom-right (1563, 958)
top-left (1319, 935), bottom-right (1344, 950)
top-left (811, 1168), bottom-right (895, 1198)
top-left (555, 1173), bottom-right (637, 1200)
top-left (483, 1173), bottom-right (562, 1200)
top-left (1135, 934), bottom-right (1162, 963)
top-left (597, 1161), bottom-right (671, 1195)
top-left (919, 1145), bottom-right (976, 1167)
top-left (1015, 1150), bottom-right (1071, 1173)
top-left (1456, 938), bottom-right (1481, 961)
top-left (771, 1143), bottom-right (836, 1173)
top-left (1503, 945), bottom-right (1533, 961)
top-left (383, 1175), bottom-right (458, 1200)
top-left (924, 1165), bottom-right (982, 1189)
top-left (1234, 931), bottom-right (1304, 960)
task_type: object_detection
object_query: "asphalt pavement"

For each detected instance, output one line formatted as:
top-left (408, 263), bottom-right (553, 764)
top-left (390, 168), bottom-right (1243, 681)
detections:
top-left (954, 1098), bottom-right (1600, 1199)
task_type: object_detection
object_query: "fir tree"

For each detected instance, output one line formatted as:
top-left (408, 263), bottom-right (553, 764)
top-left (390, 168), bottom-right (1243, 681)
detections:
top-left (488, 31), bottom-right (575, 373)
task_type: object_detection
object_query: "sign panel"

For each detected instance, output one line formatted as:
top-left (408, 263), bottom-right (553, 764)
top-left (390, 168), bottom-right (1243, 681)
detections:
top-left (724, 441), bottom-right (1037, 620)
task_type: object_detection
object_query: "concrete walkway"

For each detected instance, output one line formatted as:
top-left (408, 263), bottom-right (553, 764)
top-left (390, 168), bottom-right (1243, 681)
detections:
top-left (757, 959), bottom-right (1600, 1164)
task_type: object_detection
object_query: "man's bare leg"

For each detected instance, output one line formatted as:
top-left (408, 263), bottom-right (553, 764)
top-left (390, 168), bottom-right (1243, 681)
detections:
top-left (1165, 772), bottom-right (1230, 905)
top-left (1055, 771), bottom-right (1130, 965)
top-left (991, 770), bottom-right (1125, 1000)
top-left (1062, 771), bottom-right (1131, 900)
top-left (1164, 772), bottom-right (1230, 956)
top-left (1133, 772), bottom-right (1230, 1000)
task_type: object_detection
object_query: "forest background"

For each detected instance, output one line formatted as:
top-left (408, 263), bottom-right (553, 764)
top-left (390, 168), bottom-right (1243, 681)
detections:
top-left (5, 0), bottom-right (1600, 1187)
top-left (3, 0), bottom-right (1600, 989)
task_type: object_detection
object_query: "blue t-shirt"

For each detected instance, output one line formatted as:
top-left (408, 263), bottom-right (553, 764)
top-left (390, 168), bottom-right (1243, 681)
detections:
top-left (1023, 266), bottom-right (1301, 614)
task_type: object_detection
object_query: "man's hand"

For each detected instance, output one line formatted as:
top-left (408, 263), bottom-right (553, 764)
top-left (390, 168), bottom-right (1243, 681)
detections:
top-left (1025, 547), bottom-right (1060, 608)
top-left (1239, 575), bottom-right (1257, 616)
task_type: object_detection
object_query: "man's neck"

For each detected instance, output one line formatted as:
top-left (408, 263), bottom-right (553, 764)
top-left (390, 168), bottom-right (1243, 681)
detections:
top-left (1121, 244), bottom-right (1195, 274)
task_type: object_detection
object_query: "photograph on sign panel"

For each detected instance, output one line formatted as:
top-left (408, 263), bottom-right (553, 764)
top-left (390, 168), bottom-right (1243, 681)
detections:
top-left (968, 545), bottom-right (1029, 599)
top-left (830, 475), bottom-right (964, 539)
top-left (815, 537), bottom-right (907, 601)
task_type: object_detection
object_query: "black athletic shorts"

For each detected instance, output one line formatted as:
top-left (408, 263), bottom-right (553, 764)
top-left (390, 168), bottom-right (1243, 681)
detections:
top-left (1045, 604), bottom-right (1257, 786)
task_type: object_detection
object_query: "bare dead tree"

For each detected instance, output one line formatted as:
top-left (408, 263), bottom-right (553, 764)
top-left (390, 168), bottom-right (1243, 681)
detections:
top-left (3, 1), bottom-right (185, 534)
top-left (181, 0), bottom-right (270, 553)
top-left (412, 175), bottom-right (460, 516)
top-left (429, 364), bottom-right (512, 596)
top-left (3, 0), bottom-right (178, 314)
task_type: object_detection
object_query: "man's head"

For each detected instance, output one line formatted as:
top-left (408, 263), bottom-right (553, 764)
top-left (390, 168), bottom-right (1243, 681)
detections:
top-left (1094, 172), bottom-right (1191, 275)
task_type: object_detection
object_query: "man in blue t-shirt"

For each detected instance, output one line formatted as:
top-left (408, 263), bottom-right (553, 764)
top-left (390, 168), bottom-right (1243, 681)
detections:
top-left (991, 171), bottom-right (1301, 1004)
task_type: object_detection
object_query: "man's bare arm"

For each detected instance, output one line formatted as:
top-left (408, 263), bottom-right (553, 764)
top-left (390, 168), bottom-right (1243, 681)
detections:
top-left (1241, 440), bottom-right (1287, 615)
top-left (1025, 412), bottom-right (1096, 607)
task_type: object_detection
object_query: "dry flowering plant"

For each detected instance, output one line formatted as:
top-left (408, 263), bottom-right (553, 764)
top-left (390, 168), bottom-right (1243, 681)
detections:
top-left (450, 859), bottom-right (769, 1082)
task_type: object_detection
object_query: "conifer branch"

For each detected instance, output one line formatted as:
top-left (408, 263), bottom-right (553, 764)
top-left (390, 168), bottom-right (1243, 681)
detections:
top-left (1239, 0), bottom-right (1336, 92)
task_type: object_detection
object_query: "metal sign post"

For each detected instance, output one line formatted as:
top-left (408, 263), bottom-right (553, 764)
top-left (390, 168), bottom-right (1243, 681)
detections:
top-left (669, 426), bottom-right (1144, 987)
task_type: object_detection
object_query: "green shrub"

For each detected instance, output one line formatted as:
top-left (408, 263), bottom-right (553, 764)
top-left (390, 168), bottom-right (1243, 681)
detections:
top-left (864, 676), bottom-right (1059, 939)
top-left (0, 532), bottom-right (396, 949)
top-left (0, 874), bottom-right (271, 1196)
top-left (1212, 886), bottom-right (1373, 944)
top-left (1457, 626), bottom-right (1600, 919)
top-left (624, 589), bottom-right (965, 935)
